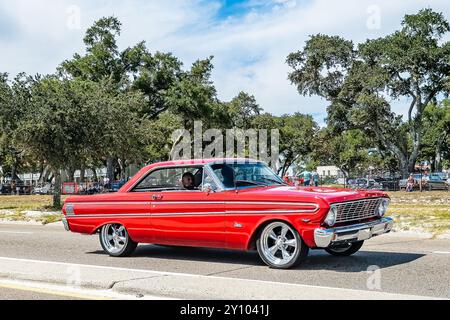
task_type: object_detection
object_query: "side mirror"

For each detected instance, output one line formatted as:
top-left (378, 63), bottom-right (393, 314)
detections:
top-left (201, 183), bottom-right (215, 194)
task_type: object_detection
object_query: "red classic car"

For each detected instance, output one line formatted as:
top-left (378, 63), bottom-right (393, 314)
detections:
top-left (62, 158), bottom-right (393, 269)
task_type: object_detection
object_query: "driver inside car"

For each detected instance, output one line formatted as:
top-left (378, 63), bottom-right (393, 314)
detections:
top-left (181, 172), bottom-right (196, 190)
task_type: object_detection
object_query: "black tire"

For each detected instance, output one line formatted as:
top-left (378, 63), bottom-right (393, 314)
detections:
top-left (325, 241), bottom-right (364, 257)
top-left (99, 224), bottom-right (138, 257)
top-left (256, 221), bottom-right (309, 269)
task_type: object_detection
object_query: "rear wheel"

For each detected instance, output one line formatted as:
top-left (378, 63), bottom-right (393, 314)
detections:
top-left (325, 241), bottom-right (364, 257)
top-left (99, 224), bottom-right (137, 257)
top-left (256, 221), bottom-right (309, 269)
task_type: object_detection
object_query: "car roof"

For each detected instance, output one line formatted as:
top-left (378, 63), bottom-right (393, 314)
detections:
top-left (144, 158), bottom-right (262, 169)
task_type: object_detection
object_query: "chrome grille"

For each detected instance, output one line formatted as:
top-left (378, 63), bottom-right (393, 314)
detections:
top-left (334, 198), bottom-right (382, 223)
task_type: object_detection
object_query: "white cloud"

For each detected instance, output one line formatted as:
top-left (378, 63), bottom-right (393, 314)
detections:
top-left (0, 0), bottom-right (449, 123)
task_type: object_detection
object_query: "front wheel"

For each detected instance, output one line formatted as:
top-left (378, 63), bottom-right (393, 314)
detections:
top-left (325, 241), bottom-right (364, 257)
top-left (99, 224), bottom-right (138, 257)
top-left (256, 221), bottom-right (309, 269)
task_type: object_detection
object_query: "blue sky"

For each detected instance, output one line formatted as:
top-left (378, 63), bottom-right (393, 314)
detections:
top-left (0, 0), bottom-right (449, 125)
top-left (215, 0), bottom-right (306, 18)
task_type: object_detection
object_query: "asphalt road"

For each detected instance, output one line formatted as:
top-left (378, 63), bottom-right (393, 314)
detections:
top-left (0, 222), bottom-right (449, 299)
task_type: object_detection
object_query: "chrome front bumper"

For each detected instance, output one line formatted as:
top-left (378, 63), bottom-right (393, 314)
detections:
top-left (314, 217), bottom-right (394, 248)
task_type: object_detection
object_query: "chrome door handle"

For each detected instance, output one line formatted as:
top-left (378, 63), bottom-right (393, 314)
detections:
top-left (152, 194), bottom-right (163, 201)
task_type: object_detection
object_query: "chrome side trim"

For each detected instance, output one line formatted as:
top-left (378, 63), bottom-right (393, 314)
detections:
top-left (66, 202), bottom-right (151, 206)
top-left (226, 210), bottom-right (315, 214)
top-left (65, 208), bottom-right (316, 219)
top-left (65, 201), bottom-right (319, 208)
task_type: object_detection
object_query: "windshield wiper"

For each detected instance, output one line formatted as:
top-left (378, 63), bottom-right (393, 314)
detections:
top-left (259, 177), bottom-right (285, 185)
top-left (236, 180), bottom-right (269, 186)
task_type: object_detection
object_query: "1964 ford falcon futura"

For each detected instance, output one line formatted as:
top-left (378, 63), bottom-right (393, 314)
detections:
top-left (62, 158), bottom-right (393, 269)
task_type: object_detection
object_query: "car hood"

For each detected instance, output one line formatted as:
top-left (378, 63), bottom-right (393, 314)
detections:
top-left (235, 185), bottom-right (387, 205)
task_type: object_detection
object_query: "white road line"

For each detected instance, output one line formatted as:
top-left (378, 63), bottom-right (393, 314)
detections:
top-left (433, 251), bottom-right (450, 255)
top-left (0, 256), bottom-right (437, 298)
top-left (0, 231), bottom-right (33, 235)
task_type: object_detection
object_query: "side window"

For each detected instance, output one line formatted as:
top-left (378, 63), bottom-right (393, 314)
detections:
top-left (203, 170), bottom-right (218, 191)
top-left (132, 166), bottom-right (203, 192)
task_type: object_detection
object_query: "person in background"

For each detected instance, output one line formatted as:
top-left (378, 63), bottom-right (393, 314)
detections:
top-left (406, 174), bottom-right (414, 192)
top-left (283, 175), bottom-right (291, 185)
top-left (11, 180), bottom-right (17, 195)
top-left (313, 171), bottom-right (319, 187)
top-left (301, 170), bottom-right (311, 186)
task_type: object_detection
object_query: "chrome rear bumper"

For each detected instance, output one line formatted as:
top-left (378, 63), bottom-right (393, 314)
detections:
top-left (62, 216), bottom-right (70, 231)
top-left (314, 217), bottom-right (393, 248)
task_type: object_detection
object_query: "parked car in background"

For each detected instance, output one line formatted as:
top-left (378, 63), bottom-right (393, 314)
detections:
top-left (424, 173), bottom-right (448, 191)
top-left (5, 183), bottom-right (32, 195)
top-left (63, 158), bottom-right (393, 269)
top-left (377, 178), bottom-right (400, 191)
top-left (347, 178), bottom-right (382, 190)
top-left (33, 183), bottom-right (53, 195)
top-left (0, 184), bottom-right (12, 195)
top-left (109, 180), bottom-right (127, 192)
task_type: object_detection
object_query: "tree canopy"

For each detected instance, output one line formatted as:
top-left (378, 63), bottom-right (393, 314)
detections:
top-left (287, 8), bottom-right (450, 177)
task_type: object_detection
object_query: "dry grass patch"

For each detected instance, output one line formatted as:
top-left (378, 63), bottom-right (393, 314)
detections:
top-left (386, 191), bottom-right (450, 234)
top-left (0, 195), bottom-right (67, 224)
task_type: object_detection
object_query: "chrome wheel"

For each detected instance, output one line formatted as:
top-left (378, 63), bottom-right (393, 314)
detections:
top-left (101, 224), bottom-right (128, 255)
top-left (259, 222), bottom-right (299, 267)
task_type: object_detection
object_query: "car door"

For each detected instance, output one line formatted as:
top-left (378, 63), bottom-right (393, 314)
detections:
top-left (150, 166), bottom-right (226, 248)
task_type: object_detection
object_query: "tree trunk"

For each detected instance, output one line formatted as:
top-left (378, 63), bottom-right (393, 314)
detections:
top-left (339, 167), bottom-right (349, 187)
top-left (67, 169), bottom-right (76, 183)
top-left (434, 132), bottom-right (447, 172)
top-left (80, 163), bottom-right (86, 183)
top-left (107, 157), bottom-right (114, 183)
top-left (398, 155), bottom-right (409, 179)
top-left (39, 165), bottom-right (51, 184)
top-left (53, 169), bottom-right (62, 209)
top-left (118, 159), bottom-right (126, 180)
top-left (408, 136), bottom-right (420, 174)
top-left (91, 167), bottom-right (98, 182)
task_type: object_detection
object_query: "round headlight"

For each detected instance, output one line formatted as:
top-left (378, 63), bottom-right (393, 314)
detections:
top-left (378, 198), bottom-right (390, 217)
top-left (324, 205), bottom-right (338, 226)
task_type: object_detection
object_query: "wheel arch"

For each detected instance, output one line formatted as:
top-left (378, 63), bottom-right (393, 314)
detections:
top-left (246, 218), bottom-right (298, 250)
top-left (92, 221), bottom-right (138, 242)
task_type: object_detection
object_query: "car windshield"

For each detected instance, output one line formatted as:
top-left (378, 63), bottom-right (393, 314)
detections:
top-left (210, 162), bottom-right (285, 189)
